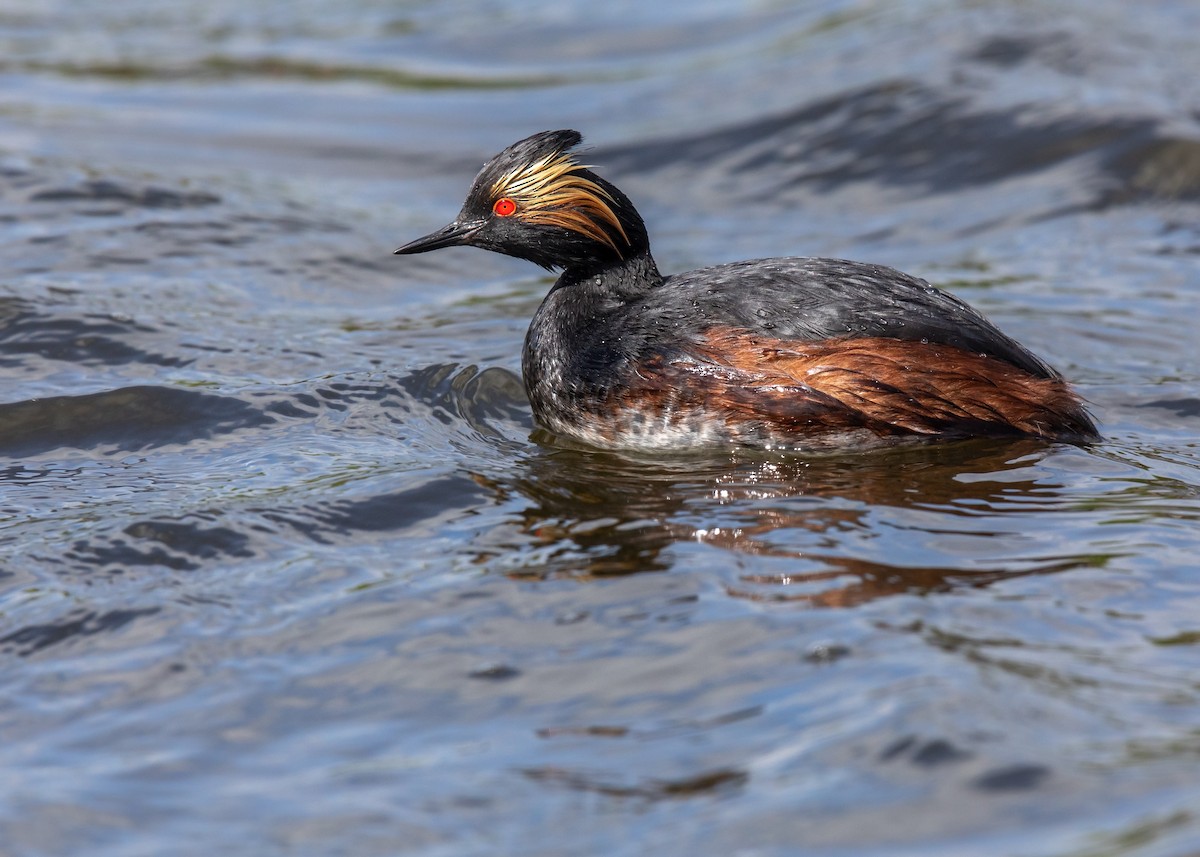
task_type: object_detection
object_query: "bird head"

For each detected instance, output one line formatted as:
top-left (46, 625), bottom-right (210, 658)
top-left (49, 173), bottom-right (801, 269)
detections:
top-left (395, 130), bottom-right (647, 271)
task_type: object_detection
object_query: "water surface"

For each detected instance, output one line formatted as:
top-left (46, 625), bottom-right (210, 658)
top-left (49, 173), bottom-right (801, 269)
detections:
top-left (2, 1), bottom-right (1200, 855)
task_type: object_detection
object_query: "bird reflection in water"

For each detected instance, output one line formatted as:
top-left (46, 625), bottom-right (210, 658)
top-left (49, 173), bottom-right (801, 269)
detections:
top-left (473, 437), bottom-right (1099, 607)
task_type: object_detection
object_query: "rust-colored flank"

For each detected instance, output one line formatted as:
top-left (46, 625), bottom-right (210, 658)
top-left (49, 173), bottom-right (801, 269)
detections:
top-left (578, 329), bottom-right (1095, 449)
top-left (681, 328), bottom-right (1093, 440)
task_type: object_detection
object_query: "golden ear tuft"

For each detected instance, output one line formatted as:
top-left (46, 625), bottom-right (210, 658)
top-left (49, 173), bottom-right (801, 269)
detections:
top-left (490, 151), bottom-right (629, 255)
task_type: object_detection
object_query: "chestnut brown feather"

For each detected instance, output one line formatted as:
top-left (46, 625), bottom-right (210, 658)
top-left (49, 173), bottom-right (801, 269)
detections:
top-left (563, 329), bottom-right (1094, 449)
top-left (683, 329), bottom-right (1095, 440)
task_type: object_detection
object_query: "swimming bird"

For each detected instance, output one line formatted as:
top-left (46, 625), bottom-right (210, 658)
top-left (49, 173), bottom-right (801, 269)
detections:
top-left (395, 130), bottom-right (1097, 450)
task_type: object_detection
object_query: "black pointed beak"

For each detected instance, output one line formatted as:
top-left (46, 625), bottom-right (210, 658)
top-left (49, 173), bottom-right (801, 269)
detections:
top-left (393, 219), bottom-right (483, 255)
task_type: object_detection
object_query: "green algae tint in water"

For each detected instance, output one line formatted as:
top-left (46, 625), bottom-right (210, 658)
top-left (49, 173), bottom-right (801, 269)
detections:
top-left (1, 1), bottom-right (1200, 855)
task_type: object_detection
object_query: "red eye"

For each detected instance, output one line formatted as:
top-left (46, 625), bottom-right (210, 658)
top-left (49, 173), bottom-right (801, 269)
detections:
top-left (493, 197), bottom-right (517, 217)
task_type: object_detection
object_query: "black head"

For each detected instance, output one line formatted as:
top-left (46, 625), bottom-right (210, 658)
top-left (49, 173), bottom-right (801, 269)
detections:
top-left (394, 130), bottom-right (649, 272)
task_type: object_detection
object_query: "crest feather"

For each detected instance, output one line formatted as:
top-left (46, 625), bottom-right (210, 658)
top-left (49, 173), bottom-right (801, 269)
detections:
top-left (489, 144), bottom-right (630, 256)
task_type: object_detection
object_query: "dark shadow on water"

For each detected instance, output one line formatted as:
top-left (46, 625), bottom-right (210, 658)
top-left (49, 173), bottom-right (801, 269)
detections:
top-left (66, 519), bottom-right (257, 572)
top-left (0, 298), bottom-right (189, 368)
top-left (604, 78), bottom-right (1200, 210)
top-left (6, 365), bottom-right (526, 579)
top-left (0, 607), bottom-right (161, 657)
top-left (395, 362), bottom-right (533, 440)
top-left (28, 179), bottom-right (220, 209)
top-left (967, 31), bottom-right (1084, 74)
top-left (251, 473), bottom-right (492, 544)
top-left (56, 473), bottom-right (492, 576)
top-left (522, 765), bottom-right (748, 802)
top-left (245, 363), bottom-right (531, 442)
top-left (1139, 397), bottom-right (1200, 419)
top-left (0, 386), bottom-right (272, 456)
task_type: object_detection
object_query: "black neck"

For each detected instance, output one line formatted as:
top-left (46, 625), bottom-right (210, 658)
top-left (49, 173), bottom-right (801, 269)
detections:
top-left (524, 248), bottom-right (664, 420)
top-left (556, 249), bottom-right (664, 301)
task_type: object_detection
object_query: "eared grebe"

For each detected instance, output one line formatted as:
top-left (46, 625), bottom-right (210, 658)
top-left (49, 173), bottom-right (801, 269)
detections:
top-left (396, 130), bottom-right (1097, 450)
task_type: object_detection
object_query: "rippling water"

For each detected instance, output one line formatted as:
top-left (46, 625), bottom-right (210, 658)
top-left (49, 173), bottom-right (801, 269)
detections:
top-left (2, 1), bottom-right (1200, 855)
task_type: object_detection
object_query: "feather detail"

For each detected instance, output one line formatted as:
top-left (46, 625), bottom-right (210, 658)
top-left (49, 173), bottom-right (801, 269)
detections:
top-left (490, 150), bottom-right (630, 255)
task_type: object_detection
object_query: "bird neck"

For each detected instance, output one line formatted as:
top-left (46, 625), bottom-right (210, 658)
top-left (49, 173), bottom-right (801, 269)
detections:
top-left (555, 249), bottom-right (664, 302)
top-left (523, 249), bottom-right (663, 422)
